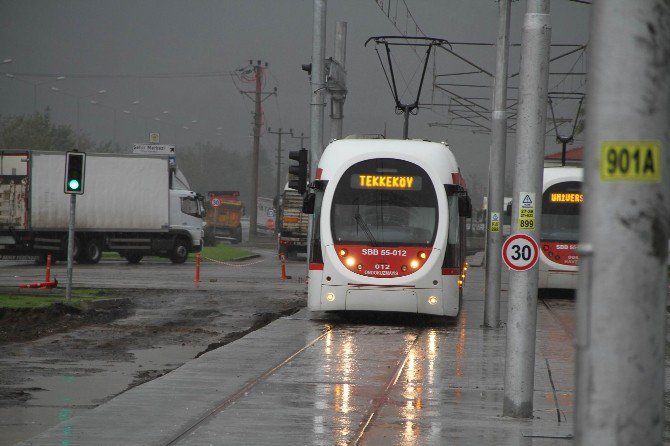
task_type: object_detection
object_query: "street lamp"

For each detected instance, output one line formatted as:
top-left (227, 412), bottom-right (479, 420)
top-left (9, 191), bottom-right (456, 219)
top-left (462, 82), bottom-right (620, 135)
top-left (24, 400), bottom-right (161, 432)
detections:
top-left (74, 89), bottom-right (107, 148)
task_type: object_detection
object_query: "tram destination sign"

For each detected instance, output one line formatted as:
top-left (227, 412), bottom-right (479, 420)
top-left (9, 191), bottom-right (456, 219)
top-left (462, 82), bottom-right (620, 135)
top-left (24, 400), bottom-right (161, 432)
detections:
top-left (502, 234), bottom-right (539, 271)
top-left (351, 174), bottom-right (422, 190)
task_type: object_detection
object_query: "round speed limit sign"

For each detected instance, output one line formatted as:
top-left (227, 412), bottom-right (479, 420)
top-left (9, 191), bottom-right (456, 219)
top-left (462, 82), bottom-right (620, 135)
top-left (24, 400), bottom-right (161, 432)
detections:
top-left (211, 197), bottom-right (221, 208)
top-left (502, 234), bottom-right (539, 271)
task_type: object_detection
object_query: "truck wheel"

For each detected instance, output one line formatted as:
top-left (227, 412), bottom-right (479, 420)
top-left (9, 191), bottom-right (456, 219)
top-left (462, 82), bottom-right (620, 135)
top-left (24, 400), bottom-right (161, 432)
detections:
top-left (169, 238), bottom-right (189, 264)
top-left (125, 252), bottom-right (143, 264)
top-left (232, 226), bottom-right (242, 244)
top-left (82, 238), bottom-right (102, 264)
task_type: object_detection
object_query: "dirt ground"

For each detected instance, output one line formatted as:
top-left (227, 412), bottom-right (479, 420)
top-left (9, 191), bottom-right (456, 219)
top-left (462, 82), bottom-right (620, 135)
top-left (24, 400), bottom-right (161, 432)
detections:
top-left (0, 283), bottom-right (305, 445)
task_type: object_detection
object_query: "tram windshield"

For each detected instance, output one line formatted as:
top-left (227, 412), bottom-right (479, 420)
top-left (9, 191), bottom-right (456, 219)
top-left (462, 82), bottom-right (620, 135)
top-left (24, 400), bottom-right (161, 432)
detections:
top-left (331, 158), bottom-right (438, 246)
top-left (541, 181), bottom-right (582, 242)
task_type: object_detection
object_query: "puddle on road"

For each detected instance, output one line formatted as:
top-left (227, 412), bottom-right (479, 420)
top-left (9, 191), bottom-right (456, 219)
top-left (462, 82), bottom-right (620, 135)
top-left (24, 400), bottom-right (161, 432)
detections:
top-left (1, 344), bottom-right (202, 446)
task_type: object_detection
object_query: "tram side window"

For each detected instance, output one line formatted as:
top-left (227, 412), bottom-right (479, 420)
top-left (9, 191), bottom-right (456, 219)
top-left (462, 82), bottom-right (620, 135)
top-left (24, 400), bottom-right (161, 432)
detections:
top-left (443, 192), bottom-right (461, 268)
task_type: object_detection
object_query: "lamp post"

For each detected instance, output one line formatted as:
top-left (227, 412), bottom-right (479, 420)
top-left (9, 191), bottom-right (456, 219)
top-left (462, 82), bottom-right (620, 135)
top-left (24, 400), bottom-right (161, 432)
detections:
top-left (51, 87), bottom-right (107, 149)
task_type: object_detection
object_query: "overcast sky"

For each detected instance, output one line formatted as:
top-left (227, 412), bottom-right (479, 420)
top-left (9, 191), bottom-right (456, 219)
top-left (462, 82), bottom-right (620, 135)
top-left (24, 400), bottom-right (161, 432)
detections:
top-left (0, 0), bottom-right (591, 197)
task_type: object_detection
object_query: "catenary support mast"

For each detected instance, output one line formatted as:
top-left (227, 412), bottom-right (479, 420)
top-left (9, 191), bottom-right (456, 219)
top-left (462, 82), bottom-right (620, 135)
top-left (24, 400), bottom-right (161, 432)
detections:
top-left (502, 0), bottom-right (551, 418)
top-left (575, 1), bottom-right (669, 444)
top-left (483, 0), bottom-right (512, 328)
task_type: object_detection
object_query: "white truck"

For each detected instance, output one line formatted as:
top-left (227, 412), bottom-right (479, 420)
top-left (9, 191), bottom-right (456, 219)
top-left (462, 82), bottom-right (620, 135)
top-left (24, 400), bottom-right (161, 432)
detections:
top-left (0, 150), bottom-right (204, 264)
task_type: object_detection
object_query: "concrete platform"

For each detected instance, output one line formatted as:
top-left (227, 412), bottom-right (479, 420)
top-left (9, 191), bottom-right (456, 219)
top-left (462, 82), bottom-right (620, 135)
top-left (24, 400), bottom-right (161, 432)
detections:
top-left (18, 264), bottom-right (578, 445)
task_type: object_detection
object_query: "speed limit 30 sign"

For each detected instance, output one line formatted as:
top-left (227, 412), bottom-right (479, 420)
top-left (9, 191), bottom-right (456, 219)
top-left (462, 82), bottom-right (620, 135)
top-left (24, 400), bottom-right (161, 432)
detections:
top-left (502, 234), bottom-right (539, 271)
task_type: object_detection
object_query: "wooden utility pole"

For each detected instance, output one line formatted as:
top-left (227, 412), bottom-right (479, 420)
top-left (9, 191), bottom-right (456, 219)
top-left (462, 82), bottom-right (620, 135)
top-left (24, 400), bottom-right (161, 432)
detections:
top-left (239, 60), bottom-right (275, 237)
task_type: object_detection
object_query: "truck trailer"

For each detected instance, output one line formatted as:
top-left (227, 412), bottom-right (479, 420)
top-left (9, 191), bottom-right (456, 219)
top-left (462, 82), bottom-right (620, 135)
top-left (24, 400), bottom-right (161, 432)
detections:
top-left (277, 182), bottom-right (308, 259)
top-left (0, 150), bottom-right (204, 264)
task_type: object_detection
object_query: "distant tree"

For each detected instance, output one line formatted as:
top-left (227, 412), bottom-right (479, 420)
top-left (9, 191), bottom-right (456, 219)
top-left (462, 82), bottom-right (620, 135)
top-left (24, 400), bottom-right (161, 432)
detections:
top-left (177, 140), bottom-right (275, 211)
top-left (0, 109), bottom-right (95, 151)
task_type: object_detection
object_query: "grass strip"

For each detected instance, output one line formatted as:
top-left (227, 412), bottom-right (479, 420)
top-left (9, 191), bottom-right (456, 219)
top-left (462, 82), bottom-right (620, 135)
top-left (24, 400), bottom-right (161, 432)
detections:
top-left (0, 289), bottom-right (107, 309)
top-left (101, 244), bottom-right (254, 263)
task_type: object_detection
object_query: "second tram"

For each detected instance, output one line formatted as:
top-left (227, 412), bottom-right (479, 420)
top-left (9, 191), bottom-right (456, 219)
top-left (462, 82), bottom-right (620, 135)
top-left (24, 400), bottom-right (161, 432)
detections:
top-left (306, 138), bottom-right (470, 316)
top-left (538, 166), bottom-right (583, 289)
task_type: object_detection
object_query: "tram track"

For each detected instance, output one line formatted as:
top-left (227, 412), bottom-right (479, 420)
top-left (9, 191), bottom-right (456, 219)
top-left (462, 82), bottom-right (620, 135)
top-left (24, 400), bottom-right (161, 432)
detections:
top-left (350, 327), bottom-right (427, 446)
top-left (163, 326), bottom-right (333, 445)
top-left (161, 321), bottom-right (432, 446)
top-left (539, 297), bottom-right (576, 423)
top-left (539, 297), bottom-right (576, 338)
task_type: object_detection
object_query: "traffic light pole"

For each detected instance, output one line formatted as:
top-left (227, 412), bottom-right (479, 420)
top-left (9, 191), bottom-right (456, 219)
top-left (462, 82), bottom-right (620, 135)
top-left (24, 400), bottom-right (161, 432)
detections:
top-left (66, 194), bottom-right (76, 299)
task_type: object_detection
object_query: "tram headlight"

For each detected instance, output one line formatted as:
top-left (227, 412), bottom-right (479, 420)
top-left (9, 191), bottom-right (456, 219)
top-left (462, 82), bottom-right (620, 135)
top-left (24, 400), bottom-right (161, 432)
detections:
top-left (339, 248), bottom-right (348, 257)
top-left (345, 257), bottom-right (356, 267)
top-left (326, 292), bottom-right (336, 302)
top-left (418, 251), bottom-right (427, 260)
top-left (427, 295), bottom-right (438, 305)
top-left (410, 259), bottom-right (420, 269)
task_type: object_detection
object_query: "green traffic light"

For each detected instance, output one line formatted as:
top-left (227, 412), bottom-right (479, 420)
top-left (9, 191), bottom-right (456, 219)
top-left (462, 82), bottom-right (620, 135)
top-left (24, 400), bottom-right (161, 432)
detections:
top-left (68, 179), bottom-right (80, 190)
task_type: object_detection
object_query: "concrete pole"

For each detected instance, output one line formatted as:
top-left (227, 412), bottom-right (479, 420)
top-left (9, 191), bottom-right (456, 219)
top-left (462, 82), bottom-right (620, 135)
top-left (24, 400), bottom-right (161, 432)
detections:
top-left (575, 1), bottom-right (669, 444)
top-left (309, 0), bottom-right (326, 176)
top-left (502, 0), bottom-right (551, 419)
top-left (483, 0), bottom-right (512, 328)
top-left (249, 61), bottom-right (263, 237)
top-left (330, 21), bottom-right (347, 142)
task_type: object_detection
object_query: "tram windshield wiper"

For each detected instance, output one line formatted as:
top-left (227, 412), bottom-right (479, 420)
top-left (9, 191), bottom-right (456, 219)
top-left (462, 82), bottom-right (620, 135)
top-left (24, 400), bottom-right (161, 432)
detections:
top-left (354, 213), bottom-right (378, 246)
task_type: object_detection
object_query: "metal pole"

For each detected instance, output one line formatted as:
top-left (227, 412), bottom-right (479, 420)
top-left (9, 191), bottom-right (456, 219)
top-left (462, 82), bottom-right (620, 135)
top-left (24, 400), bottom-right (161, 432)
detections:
top-left (575, 1), bottom-right (669, 444)
top-left (307, 0), bottom-right (326, 266)
top-left (66, 194), bottom-right (76, 299)
top-left (502, 0), bottom-right (550, 419)
top-left (402, 107), bottom-right (410, 139)
top-left (309, 0), bottom-right (326, 176)
top-left (276, 128), bottom-right (282, 209)
top-left (484, 0), bottom-right (512, 329)
top-left (249, 61), bottom-right (263, 238)
top-left (330, 21), bottom-right (347, 141)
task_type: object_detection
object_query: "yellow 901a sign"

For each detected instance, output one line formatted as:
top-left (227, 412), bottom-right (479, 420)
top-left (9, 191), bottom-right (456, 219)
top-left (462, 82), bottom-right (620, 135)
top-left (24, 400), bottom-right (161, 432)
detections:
top-left (600, 141), bottom-right (661, 182)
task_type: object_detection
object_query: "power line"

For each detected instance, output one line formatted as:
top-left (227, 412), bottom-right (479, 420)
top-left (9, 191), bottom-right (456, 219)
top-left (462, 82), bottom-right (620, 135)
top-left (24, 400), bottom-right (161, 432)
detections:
top-left (1, 70), bottom-right (239, 80)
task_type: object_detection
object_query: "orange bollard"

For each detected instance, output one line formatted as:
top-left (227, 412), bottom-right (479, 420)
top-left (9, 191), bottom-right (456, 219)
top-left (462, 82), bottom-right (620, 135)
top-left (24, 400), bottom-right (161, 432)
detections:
top-left (280, 254), bottom-right (287, 281)
top-left (195, 253), bottom-right (201, 288)
top-left (45, 254), bottom-right (52, 283)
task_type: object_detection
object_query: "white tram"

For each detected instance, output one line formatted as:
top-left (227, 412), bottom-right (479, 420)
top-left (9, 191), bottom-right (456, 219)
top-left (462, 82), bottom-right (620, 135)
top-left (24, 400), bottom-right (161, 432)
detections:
top-left (538, 166), bottom-right (583, 289)
top-left (306, 138), bottom-right (470, 316)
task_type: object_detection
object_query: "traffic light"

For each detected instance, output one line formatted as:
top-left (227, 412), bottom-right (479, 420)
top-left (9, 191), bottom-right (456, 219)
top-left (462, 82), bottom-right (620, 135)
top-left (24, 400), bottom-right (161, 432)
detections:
top-left (64, 151), bottom-right (86, 194)
top-left (288, 148), bottom-right (308, 194)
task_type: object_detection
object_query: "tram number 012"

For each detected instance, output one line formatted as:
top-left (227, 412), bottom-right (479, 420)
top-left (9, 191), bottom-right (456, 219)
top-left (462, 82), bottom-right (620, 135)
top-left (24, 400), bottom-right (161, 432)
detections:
top-left (374, 263), bottom-right (391, 270)
top-left (510, 244), bottom-right (532, 261)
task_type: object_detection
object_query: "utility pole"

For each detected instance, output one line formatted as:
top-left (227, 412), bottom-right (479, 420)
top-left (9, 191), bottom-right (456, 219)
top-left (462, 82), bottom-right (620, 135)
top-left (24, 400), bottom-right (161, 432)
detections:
top-left (483, 0), bottom-right (512, 329)
top-left (268, 127), bottom-right (293, 233)
top-left (575, 1), bottom-right (669, 444)
top-left (329, 21), bottom-right (347, 142)
top-left (239, 60), bottom-right (276, 238)
top-left (502, 0), bottom-right (551, 419)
